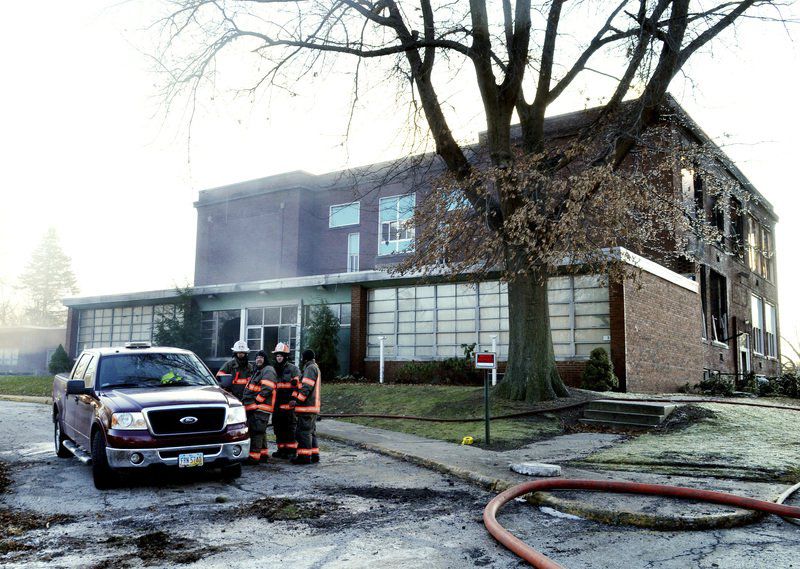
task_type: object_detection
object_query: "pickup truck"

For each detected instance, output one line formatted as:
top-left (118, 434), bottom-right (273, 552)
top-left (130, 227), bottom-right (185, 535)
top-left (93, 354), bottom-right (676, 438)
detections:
top-left (52, 343), bottom-right (249, 489)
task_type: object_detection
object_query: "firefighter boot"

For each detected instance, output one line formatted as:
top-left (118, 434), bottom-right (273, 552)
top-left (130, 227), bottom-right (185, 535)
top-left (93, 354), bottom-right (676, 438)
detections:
top-left (290, 455), bottom-right (312, 465)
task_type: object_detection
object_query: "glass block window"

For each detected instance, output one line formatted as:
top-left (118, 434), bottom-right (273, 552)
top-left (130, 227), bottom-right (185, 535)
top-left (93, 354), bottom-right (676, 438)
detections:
top-left (378, 194), bottom-right (415, 256)
top-left (329, 202), bottom-right (360, 228)
top-left (76, 304), bottom-right (176, 352)
top-left (366, 277), bottom-right (609, 360)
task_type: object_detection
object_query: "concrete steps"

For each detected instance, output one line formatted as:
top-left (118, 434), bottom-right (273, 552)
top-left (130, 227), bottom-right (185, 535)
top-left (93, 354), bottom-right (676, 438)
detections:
top-left (580, 399), bottom-right (678, 429)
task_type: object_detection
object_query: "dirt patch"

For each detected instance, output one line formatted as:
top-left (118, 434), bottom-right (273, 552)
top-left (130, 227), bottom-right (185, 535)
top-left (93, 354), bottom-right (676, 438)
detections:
top-left (97, 531), bottom-right (223, 567)
top-left (335, 485), bottom-right (474, 504)
top-left (0, 507), bottom-right (74, 560)
top-left (242, 497), bottom-right (334, 522)
top-left (656, 404), bottom-right (717, 432)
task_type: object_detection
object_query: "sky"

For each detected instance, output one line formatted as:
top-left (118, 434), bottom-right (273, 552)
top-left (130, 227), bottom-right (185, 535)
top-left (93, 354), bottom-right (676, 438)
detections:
top-left (1, 1), bottom-right (799, 350)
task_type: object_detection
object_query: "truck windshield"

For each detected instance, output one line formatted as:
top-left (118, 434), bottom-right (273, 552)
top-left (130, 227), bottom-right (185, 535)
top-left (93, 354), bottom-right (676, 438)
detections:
top-left (97, 353), bottom-right (217, 390)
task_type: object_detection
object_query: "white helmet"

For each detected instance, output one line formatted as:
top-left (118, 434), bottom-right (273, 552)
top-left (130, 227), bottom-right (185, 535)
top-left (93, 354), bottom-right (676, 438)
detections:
top-left (272, 342), bottom-right (291, 355)
top-left (231, 340), bottom-right (250, 353)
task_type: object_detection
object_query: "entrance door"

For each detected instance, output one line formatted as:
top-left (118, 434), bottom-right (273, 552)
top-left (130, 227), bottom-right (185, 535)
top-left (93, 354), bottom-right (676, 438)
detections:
top-left (738, 332), bottom-right (751, 376)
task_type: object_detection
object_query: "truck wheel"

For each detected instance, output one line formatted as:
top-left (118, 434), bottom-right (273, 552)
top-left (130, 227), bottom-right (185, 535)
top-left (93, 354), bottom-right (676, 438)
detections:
top-left (54, 412), bottom-right (72, 458)
top-left (91, 432), bottom-right (118, 490)
top-left (221, 463), bottom-right (242, 480)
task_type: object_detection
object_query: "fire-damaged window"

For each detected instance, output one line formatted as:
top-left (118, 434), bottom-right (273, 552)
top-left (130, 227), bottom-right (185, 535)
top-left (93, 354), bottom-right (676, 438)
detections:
top-left (680, 168), bottom-right (704, 219)
top-left (747, 216), bottom-right (774, 281)
top-left (708, 270), bottom-right (728, 343)
top-left (751, 295), bottom-right (778, 358)
top-left (699, 268), bottom-right (708, 340)
top-left (200, 310), bottom-right (241, 359)
top-left (729, 197), bottom-right (745, 258)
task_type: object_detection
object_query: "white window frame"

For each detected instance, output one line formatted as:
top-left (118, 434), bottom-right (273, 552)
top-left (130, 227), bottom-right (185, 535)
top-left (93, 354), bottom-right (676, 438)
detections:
top-left (347, 232), bottom-right (360, 272)
top-left (378, 194), bottom-right (415, 256)
top-left (329, 201), bottom-right (360, 228)
top-left (751, 294), bottom-right (764, 355)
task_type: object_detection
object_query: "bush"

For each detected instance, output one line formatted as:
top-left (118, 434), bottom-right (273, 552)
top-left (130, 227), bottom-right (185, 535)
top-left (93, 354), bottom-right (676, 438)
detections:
top-left (694, 372), bottom-right (734, 396)
top-left (304, 303), bottom-right (341, 378)
top-left (580, 347), bottom-right (618, 392)
top-left (48, 344), bottom-right (72, 374)
top-left (760, 373), bottom-right (800, 398)
top-left (394, 357), bottom-right (483, 386)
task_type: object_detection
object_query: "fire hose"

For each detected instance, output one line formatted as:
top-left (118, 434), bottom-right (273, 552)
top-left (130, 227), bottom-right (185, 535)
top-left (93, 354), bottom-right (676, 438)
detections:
top-left (483, 479), bottom-right (800, 569)
top-left (321, 396), bottom-right (800, 565)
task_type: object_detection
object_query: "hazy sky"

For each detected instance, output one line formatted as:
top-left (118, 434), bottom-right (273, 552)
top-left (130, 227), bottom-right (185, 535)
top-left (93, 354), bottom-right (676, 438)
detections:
top-left (1, 1), bottom-right (798, 348)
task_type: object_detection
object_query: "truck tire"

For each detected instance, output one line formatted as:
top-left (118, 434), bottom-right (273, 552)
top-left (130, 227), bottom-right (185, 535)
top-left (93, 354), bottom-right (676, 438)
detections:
top-left (91, 432), bottom-right (118, 490)
top-left (54, 411), bottom-right (72, 458)
top-left (221, 463), bottom-right (242, 480)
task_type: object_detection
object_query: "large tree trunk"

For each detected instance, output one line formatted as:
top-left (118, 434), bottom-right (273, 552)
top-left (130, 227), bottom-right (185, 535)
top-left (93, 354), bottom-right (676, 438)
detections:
top-left (495, 268), bottom-right (569, 402)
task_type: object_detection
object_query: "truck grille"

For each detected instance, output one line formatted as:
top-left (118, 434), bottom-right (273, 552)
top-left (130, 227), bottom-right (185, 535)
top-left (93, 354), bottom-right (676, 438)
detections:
top-left (146, 406), bottom-right (226, 436)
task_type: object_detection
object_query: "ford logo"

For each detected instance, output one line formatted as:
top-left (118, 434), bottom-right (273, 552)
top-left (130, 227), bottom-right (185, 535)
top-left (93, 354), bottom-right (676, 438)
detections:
top-left (179, 416), bottom-right (199, 425)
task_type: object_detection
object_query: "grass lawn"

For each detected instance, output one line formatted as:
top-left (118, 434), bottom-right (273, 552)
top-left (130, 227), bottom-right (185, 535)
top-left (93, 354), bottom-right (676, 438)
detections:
top-left (580, 402), bottom-right (800, 482)
top-left (323, 383), bottom-right (580, 450)
top-left (0, 376), bottom-right (53, 398)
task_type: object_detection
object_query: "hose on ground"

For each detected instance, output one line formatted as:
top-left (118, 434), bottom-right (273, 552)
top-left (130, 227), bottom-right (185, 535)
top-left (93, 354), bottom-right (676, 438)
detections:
top-left (320, 396), bottom-right (800, 423)
top-left (483, 479), bottom-right (800, 569)
top-left (775, 481), bottom-right (800, 526)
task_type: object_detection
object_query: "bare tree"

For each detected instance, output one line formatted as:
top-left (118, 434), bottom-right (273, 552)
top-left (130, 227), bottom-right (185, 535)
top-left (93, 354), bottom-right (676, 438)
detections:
top-left (154, 0), bottom-right (790, 401)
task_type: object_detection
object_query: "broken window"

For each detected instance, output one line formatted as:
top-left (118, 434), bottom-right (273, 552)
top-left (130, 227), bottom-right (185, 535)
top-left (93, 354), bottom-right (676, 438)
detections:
top-left (708, 270), bottom-right (728, 343)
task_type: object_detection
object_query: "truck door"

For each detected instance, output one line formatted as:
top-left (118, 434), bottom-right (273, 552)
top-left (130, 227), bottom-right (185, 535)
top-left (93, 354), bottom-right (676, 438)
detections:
top-left (64, 354), bottom-right (91, 439)
top-left (72, 355), bottom-right (98, 450)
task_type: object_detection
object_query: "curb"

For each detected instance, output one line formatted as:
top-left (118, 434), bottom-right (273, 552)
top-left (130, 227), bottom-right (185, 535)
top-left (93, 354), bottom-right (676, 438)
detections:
top-left (317, 429), bottom-right (765, 530)
top-left (0, 395), bottom-right (51, 405)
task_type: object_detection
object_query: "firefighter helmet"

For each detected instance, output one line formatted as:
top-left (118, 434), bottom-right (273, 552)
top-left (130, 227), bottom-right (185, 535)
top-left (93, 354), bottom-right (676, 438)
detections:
top-left (231, 340), bottom-right (250, 353)
top-left (272, 342), bottom-right (291, 355)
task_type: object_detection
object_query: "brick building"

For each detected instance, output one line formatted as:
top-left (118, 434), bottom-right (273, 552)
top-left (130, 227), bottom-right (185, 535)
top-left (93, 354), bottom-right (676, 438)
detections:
top-left (63, 99), bottom-right (780, 393)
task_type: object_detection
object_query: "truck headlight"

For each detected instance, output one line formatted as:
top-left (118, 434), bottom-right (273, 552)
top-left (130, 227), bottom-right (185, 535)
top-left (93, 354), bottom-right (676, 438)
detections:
top-left (226, 405), bottom-right (247, 426)
top-left (111, 412), bottom-right (147, 430)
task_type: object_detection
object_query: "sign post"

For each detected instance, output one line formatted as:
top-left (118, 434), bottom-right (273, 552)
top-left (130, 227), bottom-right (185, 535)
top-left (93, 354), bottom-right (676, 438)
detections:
top-left (474, 352), bottom-right (496, 445)
top-left (378, 336), bottom-right (386, 384)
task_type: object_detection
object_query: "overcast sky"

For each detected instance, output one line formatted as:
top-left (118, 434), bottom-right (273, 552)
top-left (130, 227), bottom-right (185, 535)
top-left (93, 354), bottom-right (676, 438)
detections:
top-left (1, 1), bottom-right (798, 349)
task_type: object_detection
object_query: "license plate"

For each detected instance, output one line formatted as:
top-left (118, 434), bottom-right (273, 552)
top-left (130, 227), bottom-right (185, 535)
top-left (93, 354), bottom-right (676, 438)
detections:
top-left (178, 452), bottom-right (204, 468)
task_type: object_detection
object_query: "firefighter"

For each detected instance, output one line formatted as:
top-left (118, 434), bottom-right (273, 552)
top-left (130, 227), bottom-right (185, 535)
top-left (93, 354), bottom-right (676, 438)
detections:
top-left (241, 350), bottom-right (276, 463)
top-left (291, 349), bottom-right (321, 465)
top-left (270, 342), bottom-right (301, 459)
top-left (216, 340), bottom-right (254, 401)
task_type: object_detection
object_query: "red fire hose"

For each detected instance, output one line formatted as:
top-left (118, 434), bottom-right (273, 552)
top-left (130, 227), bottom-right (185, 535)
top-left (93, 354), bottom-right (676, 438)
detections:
top-left (483, 479), bottom-right (800, 568)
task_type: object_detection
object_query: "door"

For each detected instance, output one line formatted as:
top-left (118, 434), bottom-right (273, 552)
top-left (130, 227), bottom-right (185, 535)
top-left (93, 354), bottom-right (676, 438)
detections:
top-left (63, 353), bottom-right (90, 439)
top-left (72, 355), bottom-right (98, 450)
top-left (738, 332), bottom-right (751, 378)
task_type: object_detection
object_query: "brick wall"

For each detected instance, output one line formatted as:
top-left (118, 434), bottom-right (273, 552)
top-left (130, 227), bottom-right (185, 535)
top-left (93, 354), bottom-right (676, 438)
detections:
top-left (349, 285), bottom-right (368, 376)
top-left (622, 271), bottom-right (703, 393)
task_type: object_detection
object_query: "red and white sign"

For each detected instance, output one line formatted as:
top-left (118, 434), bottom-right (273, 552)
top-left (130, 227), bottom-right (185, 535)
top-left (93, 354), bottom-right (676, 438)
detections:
top-left (474, 352), bottom-right (496, 369)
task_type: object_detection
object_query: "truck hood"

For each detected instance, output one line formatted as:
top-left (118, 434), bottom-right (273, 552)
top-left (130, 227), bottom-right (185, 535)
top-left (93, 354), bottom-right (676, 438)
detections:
top-left (98, 385), bottom-right (239, 412)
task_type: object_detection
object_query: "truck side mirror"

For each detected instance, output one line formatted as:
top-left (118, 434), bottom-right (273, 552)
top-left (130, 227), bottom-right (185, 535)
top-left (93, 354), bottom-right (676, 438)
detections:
top-left (66, 380), bottom-right (90, 396)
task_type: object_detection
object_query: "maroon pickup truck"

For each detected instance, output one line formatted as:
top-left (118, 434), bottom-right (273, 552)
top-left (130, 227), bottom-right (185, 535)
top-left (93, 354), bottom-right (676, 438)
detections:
top-left (52, 343), bottom-right (249, 489)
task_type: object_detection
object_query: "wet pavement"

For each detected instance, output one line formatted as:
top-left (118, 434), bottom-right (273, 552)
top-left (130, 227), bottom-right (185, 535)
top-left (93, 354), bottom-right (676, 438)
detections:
top-left (2, 398), bottom-right (800, 568)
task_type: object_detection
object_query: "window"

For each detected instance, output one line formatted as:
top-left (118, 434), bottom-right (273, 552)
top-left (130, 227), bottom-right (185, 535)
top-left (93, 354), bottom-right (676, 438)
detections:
top-left (302, 303), bottom-right (351, 328)
top-left (0, 349), bottom-right (19, 367)
top-left (708, 270), bottom-right (728, 343)
top-left (681, 168), bottom-right (699, 218)
top-left (751, 295), bottom-right (777, 358)
top-left (365, 277), bottom-right (610, 360)
top-left (729, 198), bottom-right (745, 258)
top-left (347, 233), bottom-right (360, 272)
top-left (751, 295), bottom-right (764, 355)
top-left (245, 305), bottom-right (299, 354)
top-left (200, 310), bottom-right (241, 358)
top-left (83, 356), bottom-right (98, 388)
top-left (77, 305), bottom-right (175, 352)
top-left (329, 202), bottom-right (360, 228)
top-left (378, 194), bottom-right (415, 255)
top-left (765, 302), bottom-right (777, 358)
top-left (747, 216), bottom-right (774, 281)
top-left (699, 268), bottom-right (708, 340)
